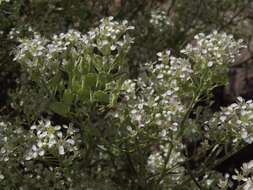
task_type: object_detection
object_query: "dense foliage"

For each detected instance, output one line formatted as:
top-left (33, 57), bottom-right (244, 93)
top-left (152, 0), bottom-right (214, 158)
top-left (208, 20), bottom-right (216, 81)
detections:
top-left (1, 0), bottom-right (253, 189)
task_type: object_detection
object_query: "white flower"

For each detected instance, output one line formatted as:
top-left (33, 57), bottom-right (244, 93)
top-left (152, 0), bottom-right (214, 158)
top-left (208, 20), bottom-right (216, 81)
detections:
top-left (242, 160), bottom-right (253, 174)
top-left (58, 145), bottom-right (65, 155)
top-left (208, 61), bottom-right (214, 67)
top-left (243, 179), bottom-right (253, 190)
top-left (25, 120), bottom-right (79, 160)
top-left (219, 116), bottom-right (226, 122)
top-left (38, 150), bottom-right (45, 156)
top-left (0, 173), bottom-right (4, 180)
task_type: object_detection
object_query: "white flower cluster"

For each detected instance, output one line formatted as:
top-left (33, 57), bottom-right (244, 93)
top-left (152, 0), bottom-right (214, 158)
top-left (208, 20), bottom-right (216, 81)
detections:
top-left (147, 143), bottom-right (184, 171)
top-left (231, 160), bottom-right (253, 190)
top-left (243, 180), bottom-right (253, 190)
top-left (120, 77), bottom-right (185, 130)
top-left (155, 50), bottom-right (193, 86)
top-left (14, 17), bottom-right (134, 73)
top-left (181, 30), bottom-right (245, 67)
top-left (194, 171), bottom-right (231, 189)
top-left (147, 142), bottom-right (185, 184)
top-left (14, 33), bottom-right (49, 70)
top-left (150, 10), bottom-right (171, 31)
top-left (218, 174), bottom-right (231, 189)
top-left (8, 28), bottom-right (21, 40)
top-left (147, 151), bottom-right (163, 173)
top-left (25, 120), bottom-right (80, 160)
top-left (0, 121), bottom-right (27, 163)
top-left (117, 50), bottom-right (192, 130)
top-left (89, 16), bottom-right (134, 54)
top-left (207, 97), bottom-right (253, 144)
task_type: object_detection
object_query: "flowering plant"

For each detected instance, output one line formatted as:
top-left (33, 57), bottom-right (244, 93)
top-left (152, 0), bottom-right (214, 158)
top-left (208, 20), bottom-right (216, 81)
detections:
top-left (1, 1), bottom-right (253, 189)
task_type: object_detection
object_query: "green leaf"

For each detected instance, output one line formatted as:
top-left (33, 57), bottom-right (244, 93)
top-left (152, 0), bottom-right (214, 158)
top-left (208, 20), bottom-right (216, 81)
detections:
top-left (94, 90), bottom-right (109, 104)
top-left (97, 72), bottom-right (108, 89)
top-left (63, 62), bottom-right (74, 76)
top-left (48, 73), bottom-right (61, 89)
top-left (63, 89), bottom-right (74, 105)
top-left (71, 76), bottom-right (81, 94)
top-left (110, 79), bottom-right (123, 106)
top-left (31, 69), bottom-right (41, 81)
top-left (78, 62), bottom-right (89, 74)
top-left (78, 88), bottom-right (90, 103)
top-left (84, 73), bottom-right (97, 90)
top-left (50, 102), bottom-right (69, 116)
